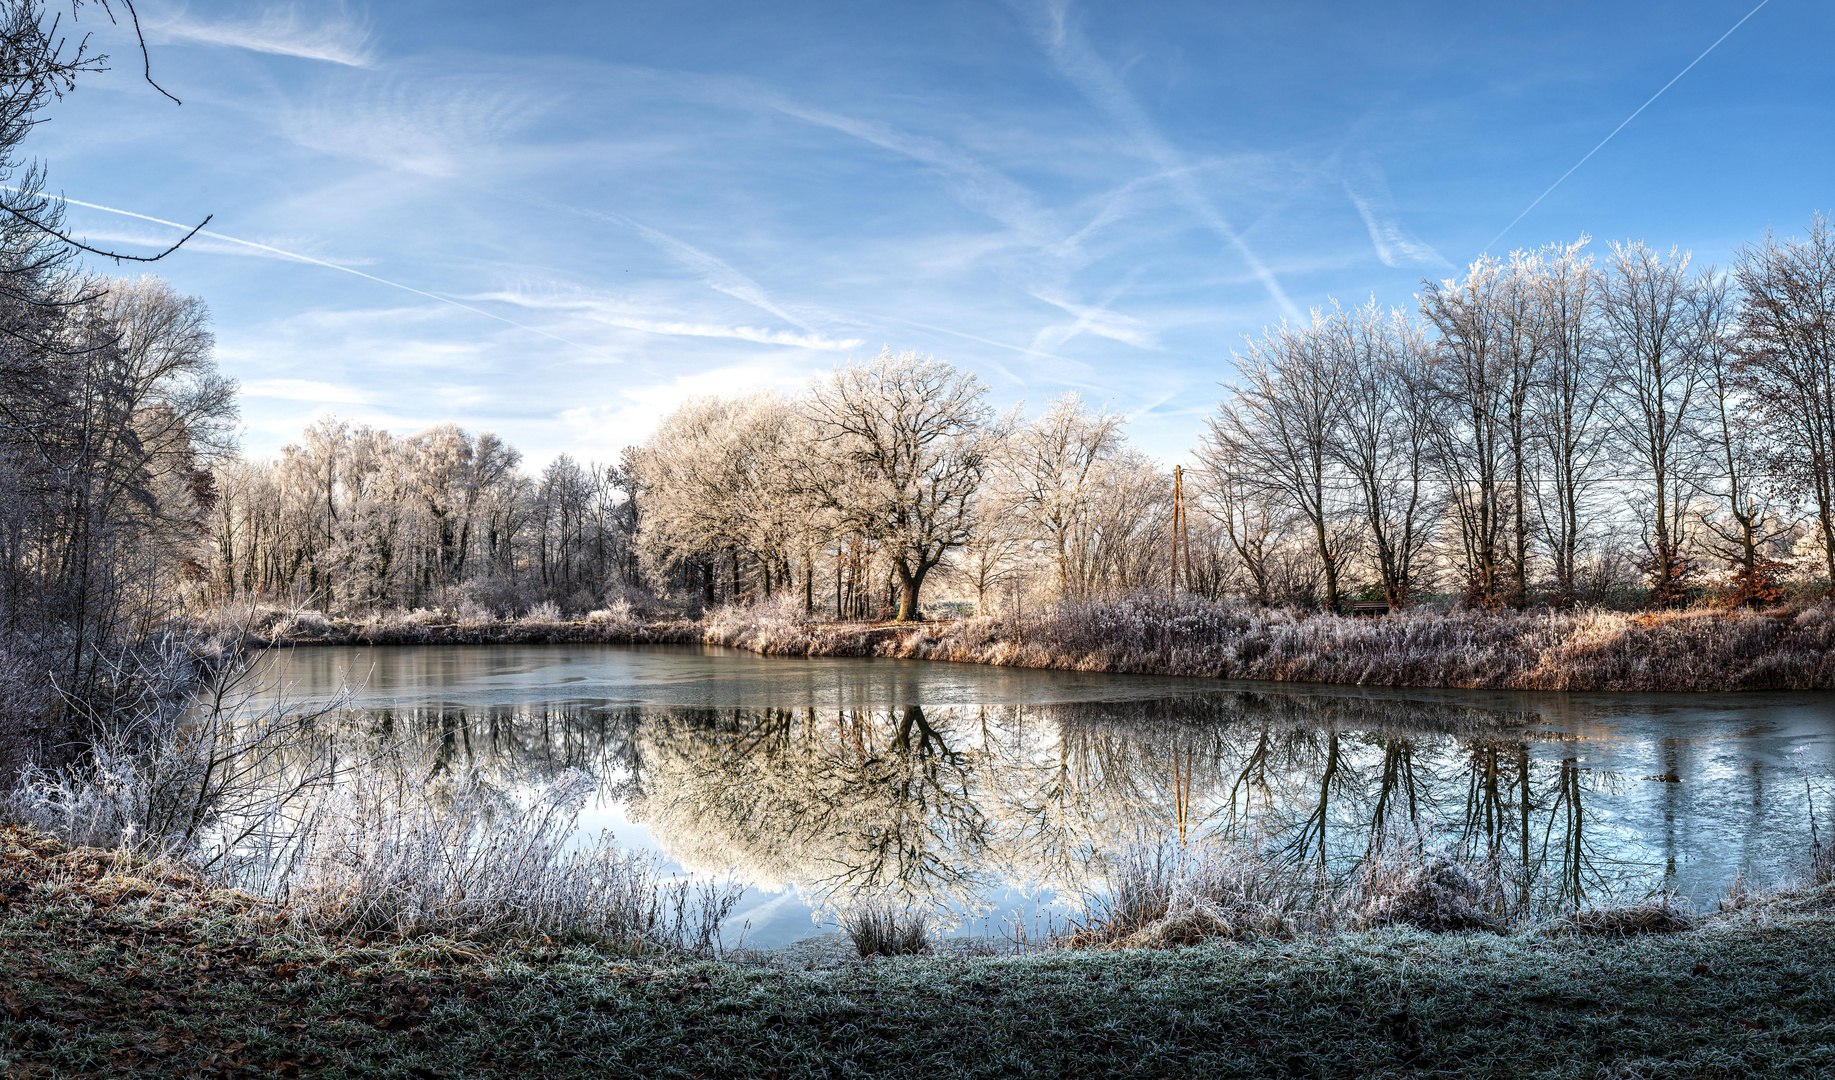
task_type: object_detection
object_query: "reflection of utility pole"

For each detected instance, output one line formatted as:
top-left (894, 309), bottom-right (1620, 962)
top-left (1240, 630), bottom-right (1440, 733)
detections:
top-left (1170, 465), bottom-right (1193, 596)
top-left (1173, 742), bottom-right (1193, 847)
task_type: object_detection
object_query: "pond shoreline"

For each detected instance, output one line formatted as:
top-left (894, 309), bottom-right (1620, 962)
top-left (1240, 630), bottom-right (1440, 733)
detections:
top-left (5, 829), bottom-right (1831, 1078)
top-left (230, 595), bottom-right (1835, 692)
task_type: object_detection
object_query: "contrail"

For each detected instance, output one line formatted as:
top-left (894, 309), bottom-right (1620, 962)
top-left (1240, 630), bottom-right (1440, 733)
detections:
top-left (3, 187), bottom-right (604, 353)
top-left (1486, 0), bottom-right (1770, 253)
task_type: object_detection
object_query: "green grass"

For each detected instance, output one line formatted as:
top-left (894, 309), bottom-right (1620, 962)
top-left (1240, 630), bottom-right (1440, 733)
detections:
top-left (3, 829), bottom-right (1832, 1079)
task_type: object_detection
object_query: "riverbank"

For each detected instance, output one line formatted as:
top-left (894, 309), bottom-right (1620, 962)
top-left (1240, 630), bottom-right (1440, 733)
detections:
top-left (237, 594), bottom-right (1835, 692)
top-left (3, 827), bottom-right (1831, 1079)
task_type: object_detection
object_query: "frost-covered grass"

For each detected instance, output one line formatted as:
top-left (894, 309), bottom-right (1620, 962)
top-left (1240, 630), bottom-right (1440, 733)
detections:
top-left (699, 592), bottom-right (1835, 691)
top-left (233, 589), bottom-right (1835, 689)
top-left (2, 826), bottom-right (1831, 1078)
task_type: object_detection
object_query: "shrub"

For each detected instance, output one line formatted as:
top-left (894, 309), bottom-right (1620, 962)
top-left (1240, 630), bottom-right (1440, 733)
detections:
top-left (1064, 842), bottom-right (1297, 949)
top-left (272, 762), bottom-right (742, 953)
top-left (1354, 839), bottom-right (1504, 932)
top-left (520, 600), bottom-right (564, 626)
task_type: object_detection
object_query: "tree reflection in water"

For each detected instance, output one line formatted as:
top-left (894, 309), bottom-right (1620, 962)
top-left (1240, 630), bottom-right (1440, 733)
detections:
top-left (356, 691), bottom-right (1654, 921)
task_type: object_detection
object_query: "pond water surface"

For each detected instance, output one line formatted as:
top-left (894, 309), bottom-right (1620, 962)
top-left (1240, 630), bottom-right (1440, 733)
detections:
top-left (254, 644), bottom-right (1835, 947)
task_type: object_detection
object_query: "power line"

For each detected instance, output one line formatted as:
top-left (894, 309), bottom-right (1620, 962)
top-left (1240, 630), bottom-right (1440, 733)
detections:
top-left (1485, 0), bottom-right (1772, 253)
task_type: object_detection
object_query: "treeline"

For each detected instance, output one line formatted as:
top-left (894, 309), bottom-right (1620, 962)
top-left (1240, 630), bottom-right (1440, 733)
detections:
top-left (210, 421), bottom-right (637, 615)
top-left (619, 218), bottom-right (1835, 620)
top-left (1206, 227), bottom-right (1835, 612)
top-left (196, 216), bottom-right (1835, 626)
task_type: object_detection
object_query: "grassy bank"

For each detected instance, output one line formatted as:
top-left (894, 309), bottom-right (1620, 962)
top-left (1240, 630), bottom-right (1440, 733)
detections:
top-left (234, 593), bottom-right (1835, 691)
top-left (4, 828), bottom-right (1833, 1079)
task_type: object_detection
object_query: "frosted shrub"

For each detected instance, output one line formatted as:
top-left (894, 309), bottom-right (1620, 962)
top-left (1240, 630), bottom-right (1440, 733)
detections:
top-left (5, 649), bottom-right (346, 868)
top-left (268, 760), bottom-right (742, 952)
top-left (584, 599), bottom-right (639, 632)
top-left (1066, 841), bottom-right (1298, 948)
top-left (1356, 847), bottom-right (1502, 932)
top-left (840, 904), bottom-right (932, 957)
top-left (455, 599), bottom-right (496, 628)
top-left (703, 594), bottom-right (815, 653)
top-left (275, 609), bottom-right (333, 638)
top-left (521, 600), bottom-right (564, 626)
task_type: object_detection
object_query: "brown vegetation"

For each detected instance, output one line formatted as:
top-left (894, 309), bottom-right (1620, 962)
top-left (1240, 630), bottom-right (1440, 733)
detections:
top-left (695, 593), bottom-right (1835, 692)
top-left (242, 591), bottom-right (1835, 692)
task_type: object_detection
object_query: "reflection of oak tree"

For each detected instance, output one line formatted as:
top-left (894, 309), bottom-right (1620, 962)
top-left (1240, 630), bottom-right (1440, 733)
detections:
top-left (625, 705), bottom-right (996, 914)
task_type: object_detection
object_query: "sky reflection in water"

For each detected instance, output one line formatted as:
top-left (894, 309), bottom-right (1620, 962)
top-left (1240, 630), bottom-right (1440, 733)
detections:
top-left (254, 645), bottom-right (1835, 948)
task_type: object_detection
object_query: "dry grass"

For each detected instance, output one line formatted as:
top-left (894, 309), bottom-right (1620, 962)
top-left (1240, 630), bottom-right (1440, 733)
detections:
top-left (2, 652), bottom-right (743, 955)
top-left (5, 823), bottom-right (1832, 1079)
top-left (1556, 897), bottom-right (1694, 936)
top-left (697, 592), bottom-right (1835, 691)
top-left (1060, 834), bottom-right (1702, 951)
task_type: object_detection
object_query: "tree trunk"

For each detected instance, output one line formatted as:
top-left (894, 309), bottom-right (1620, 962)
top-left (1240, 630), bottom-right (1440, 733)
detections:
top-left (894, 560), bottom-right (927, 622)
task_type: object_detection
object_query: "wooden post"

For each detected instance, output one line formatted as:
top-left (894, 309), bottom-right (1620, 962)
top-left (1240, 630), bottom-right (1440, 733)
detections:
top-left (1171, 465), bottom-right (1190, 596)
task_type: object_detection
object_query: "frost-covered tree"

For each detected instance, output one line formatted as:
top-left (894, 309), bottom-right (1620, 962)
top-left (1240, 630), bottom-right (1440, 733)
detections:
top-left (805, 350), bottom-right (1001, 622)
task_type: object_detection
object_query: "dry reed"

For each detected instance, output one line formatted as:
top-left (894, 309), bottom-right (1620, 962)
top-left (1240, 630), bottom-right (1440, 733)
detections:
top-left (840, 904), bottom-right (933, 957)
top-left (701, 592), bottom-right (1835, 692)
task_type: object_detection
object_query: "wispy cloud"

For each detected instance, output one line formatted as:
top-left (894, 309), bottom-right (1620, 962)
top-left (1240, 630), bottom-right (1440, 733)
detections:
top-left (1030, 0), bottom-right (1300, 319)
top-left (1028, 271), bottom-right (1158, 352)
top-left (150, 3), bottom-right (377, 67)
top-left (610, 65), bottom-right (1069, 253)
top-left (619, 218), bottom-right (814, 330)
top-left (1342, 156), bottom-right (1448, 268)
top-left (759, 97), bottom-right (1066, 252)
top-left (240, 378), bottom-right (370, 403)
top-left (4, 187), bottom-right (604, 354)
top-left (474, 287), bottom-right (863, 351)
top-left (282, 75), bottom-right (548, 176)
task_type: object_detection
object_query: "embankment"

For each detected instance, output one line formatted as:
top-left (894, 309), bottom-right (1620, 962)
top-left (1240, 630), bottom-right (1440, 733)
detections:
top-left (242, 594), bottom-right (1835, 692)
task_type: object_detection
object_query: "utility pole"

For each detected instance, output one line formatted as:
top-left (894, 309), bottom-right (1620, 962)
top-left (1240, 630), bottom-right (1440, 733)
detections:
top-left (1170, 465), bottom-right (1193, 596)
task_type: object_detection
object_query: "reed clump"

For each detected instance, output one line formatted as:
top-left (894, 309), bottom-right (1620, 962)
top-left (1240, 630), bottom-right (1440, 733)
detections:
top-left (1556, 897), bottom-right (1694, 936)
top-left (840, 904), bottom-right (933, 957)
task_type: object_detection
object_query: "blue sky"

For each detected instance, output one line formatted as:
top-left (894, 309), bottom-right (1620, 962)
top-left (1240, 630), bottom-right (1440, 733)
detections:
top-left (37, 0), bottom-right (1834, 466)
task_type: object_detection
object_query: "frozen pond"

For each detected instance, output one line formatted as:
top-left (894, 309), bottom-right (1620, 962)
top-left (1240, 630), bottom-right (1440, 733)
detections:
top-left (253, 644), bottom-right (1835, 947)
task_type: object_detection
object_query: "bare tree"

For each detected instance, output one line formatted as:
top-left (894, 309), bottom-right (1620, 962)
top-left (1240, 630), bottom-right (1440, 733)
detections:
top-left (1694, 271), bottom-right (1785, 605)
top-left (1736, 215), bottom-right (1835, 591)
top-left (805, 350), bottom-right (1000, 622)
top-left (1210, 308), bottom-right (1352, 611)
top-left (1333, 300), bottom-right (1436, 606)
top-left (1600, 242), bottom-right (1704, 605)
top-left (1529, 239), bottom-right (1611, 606)
top-left (1192, 431), bottom-right (1294, 606)
top-left (1002, 393), bottom-right (1124, 600)
top-left (1420, 256), bottom-right (1512, 605)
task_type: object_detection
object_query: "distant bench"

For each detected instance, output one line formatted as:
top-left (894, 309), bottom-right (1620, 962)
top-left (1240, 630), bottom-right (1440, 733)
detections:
top-left (1344, 600), bottom-right (1391, 616)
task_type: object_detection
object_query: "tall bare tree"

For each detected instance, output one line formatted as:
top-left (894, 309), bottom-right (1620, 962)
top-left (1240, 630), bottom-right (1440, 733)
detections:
top-left (1736, 215), bottom-right (1835, 591)
top-left (1530, 240), bottom-right (1611, 605)
top-left (1421, 257), bottom-right (1512, 605)
top-left (1002, 393), bottom-right (1124, 601)
top-left (1333, 300), bottom-right (1436, 606)
top-left (1601, 242), bottom-right (1704, 605)
top-left (805, 350), bottom-right (1000, 622)
top-left (1210, 308), bottom-right (1351, 611)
